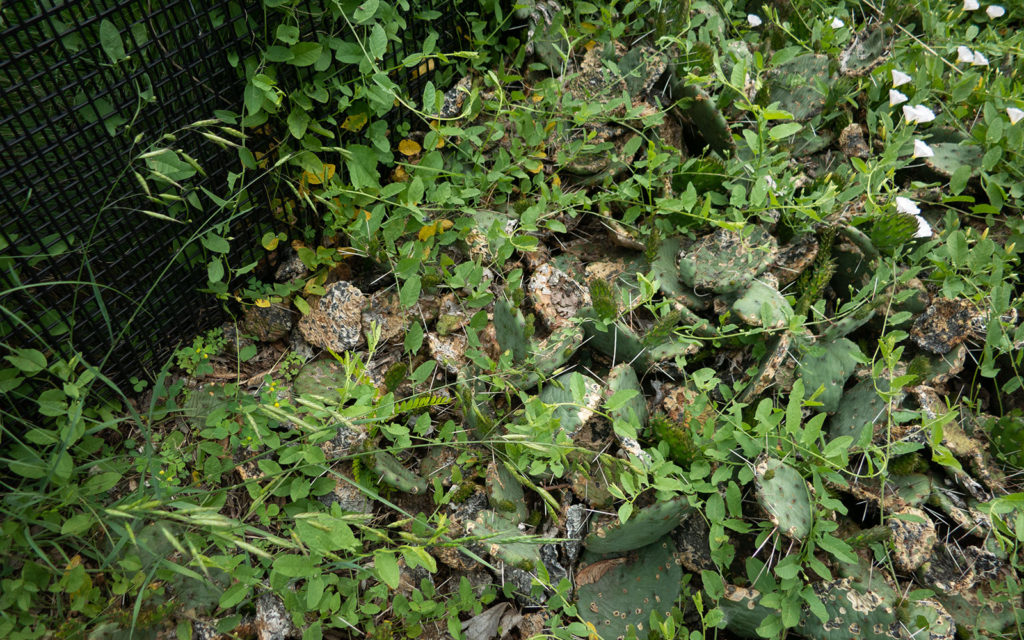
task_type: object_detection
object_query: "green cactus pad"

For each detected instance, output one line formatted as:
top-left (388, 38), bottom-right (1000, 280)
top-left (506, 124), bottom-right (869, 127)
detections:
top-left (765, 53), bottom-right (830, 122)
top-left (647, 236), bottom-right (707, 309)
top-left (606, 363), bottom-right (648, 429)
top-left (486, 462), bottom-right (529, 524)
top-left (719, 579), bottom-right (901, 640)
top-left (753, 455), bottom-right (813, 541)
top-left (923, 142), bottom-right (984, 179)
top-left (584, 495), bottom-right (692, 554)
top-left (580, 308), bottom-right (648, 368)
top-left (372, 451), bottom-right (428, 495)
top-left (466, 509), bottom-right (540, 571)
top-left (898, 599), bottom-right (955, 640)
top-left (577, 536), bottom-right (682, 640)
top-left (797, 337), bottom-right (863, 412)
top-left (538, 371), bottom-right (603, 437)
top-left (827, 377), bottom-right (892, 446)
top-left (495, 297), bottom-right (529, 364)
top-left (292, 360), bottom-right (348, 397)
top-left (671, 80), bottom-right (736, 157)
top-left (728, 280), bottom-right (794, 329)
top-left (678, 225), bottom-right (778, 294)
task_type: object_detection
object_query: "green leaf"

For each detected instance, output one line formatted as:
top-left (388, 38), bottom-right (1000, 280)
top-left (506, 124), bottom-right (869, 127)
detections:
top-left (272, 554), bottom-right (317, 578)
top-left (83, 472), bottom-right (121, 495)
top-left (207, 258), bottom-right (224, 284)
top-left (239, 344), bottom-right (258, 362)
top-left (276, 24), bottom-right (300, 44)
top-left (617, 501), bottom-right (633, 524)
top-left (202, 233), bottom-right (231, 253)
top-left (605, 388), bottom-right (639, 411)
top-left (287, 107), bottom-right (310, 139)
top-left (769, 122), bottom-right (802, 140)
top-left (61, 513), bottom-right (94, 535)
top-left (950, 165), bottom-right (972, 195)
top-left (219, 582), bottom-right (250, 608)
top-left (405, 321), bottom-right (424, 354)
top-left (368, 24), bottom-right (387, 60)
top-left (400, 276), bottom-right (421, 308)
top-left (290, 42), bottom-right (322, 67)
top-left (374, 550), bottom-right (400, 589)
top-left (345, 144), bottom-right (380, 190)
top-left (99, 19), bottom-right (127, 62)
top-left (353, 0), bottom-right (380, 23)
top-left (4, 348), bottom-right (47, 375)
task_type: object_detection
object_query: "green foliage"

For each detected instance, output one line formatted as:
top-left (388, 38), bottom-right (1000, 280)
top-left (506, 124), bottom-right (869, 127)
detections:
top-left (174, 327), bottom-right (227, 376)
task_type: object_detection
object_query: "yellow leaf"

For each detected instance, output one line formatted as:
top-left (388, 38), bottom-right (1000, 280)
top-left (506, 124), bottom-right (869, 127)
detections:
top-left (552, 174), bottom-right (562, 187)
top-left (437, 219), bottom-right (453, 233)
top-left (583, 39), bottom-right (598, 50)
top-left (524, 158), bottom-right (543, 173)
top-left (418, 223), bottom-right (438, 241)
top-left (255, 298), bottom-right (271, 308)
top-left (532, 93), bottom-right (545, 103)
top-left (341, 113), bottom-right (368, 132)
top-left (392, 165), bottom-right (409, 182)
top-left (261, 231), bottom-right (280, 251)
top-left (398, 139), bottom-right (422, 156)
top-left (302, 163), bottom-right (335, 185)
top-left (435, 136), bottom-right (445, 149)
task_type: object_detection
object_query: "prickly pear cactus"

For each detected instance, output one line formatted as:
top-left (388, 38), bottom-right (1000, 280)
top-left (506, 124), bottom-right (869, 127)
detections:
top-left (827, 377), bottom-right (893, 446)
top-left (897, 599), bottom-right (955, 640)
top-left (372, 451), bottom-right (428, 495)
top-left (538, 371), bottom-right (604, 437)
top-left (647, 236), bottom-right (708, 309)
top-left (797, 337), bottom-right (863, 412)
top-left (672, 81), bottom-right (736, 157)
top-left (728, 279), bottom-right (794, 329)
top-left (718, 579), bottom-right (901, 640)
top-left (753, 455), bottom-right (813, 541)
top-left (606, 363), bottom-right (648, 428)
top-left (765, 53), bottom-right (830, 122)
top-left (494, 297), bottom-right (529, 363)
top-left (677, 225), bottom-right (778, 294)
top-left (579, 308), bottom-right (647, 367)
top-left (576, 537), bottom-right (682, 640)
top-left (838, 27), bottom-right (890, 77)
top-left (466, 509), bottom-right (540, 571)
top-left (584, 495), bottom-right (691, 554)
top-left (486, 462), bottom-right (529, 524)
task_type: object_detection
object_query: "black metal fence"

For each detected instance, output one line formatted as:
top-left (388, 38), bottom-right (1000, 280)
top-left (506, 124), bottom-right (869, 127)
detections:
top-left (0, 0), bottom-right (481, 386)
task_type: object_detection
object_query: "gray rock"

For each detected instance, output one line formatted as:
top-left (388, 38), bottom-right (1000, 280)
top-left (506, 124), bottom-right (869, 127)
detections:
top-left (297, 281), bottom-right (365, 352)
top-left (240, 302), bottom-right (295, 342)
top-left (274, 251), bottom-right (308, 283)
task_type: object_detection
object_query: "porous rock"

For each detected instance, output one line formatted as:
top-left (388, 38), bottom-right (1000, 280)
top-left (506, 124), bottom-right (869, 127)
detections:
top-left (298, 281), bottom-right (365, 352)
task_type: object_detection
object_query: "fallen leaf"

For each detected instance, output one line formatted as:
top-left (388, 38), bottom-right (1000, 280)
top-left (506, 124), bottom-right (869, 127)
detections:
top-left (341, 113), bottom-right (368, 132)
top-left (398, 139), bottom-right (422, 156)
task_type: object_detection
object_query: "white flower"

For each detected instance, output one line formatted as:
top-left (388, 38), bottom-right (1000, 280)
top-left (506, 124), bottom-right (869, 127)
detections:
top-left (913, 215), bottom-right (933, 238)
top-left (889, 89), bottom-right (909, 106)
top-left (986, 5), bottom-right (1006, 18)
top-left (903, 104), bottom-right (936, 123)
top-left (747, 14), bottom-right (763, 27)
top-left (972, 51), bottom-right (989, 66)
top-left (830, 17), bottom-right (845, 28)
top-left (764, 175), bottom-right (778, 190)
top-left (1008, 107), bottom-right (1024, 124)
top-left (891, 69), bottom-right (912, 87)
top-left (963, 0), bottom-right (980, 9)
top-left (895, 196), bottom-right (921, 215)
top-left (913, 139), bottom-right (934, 158)
top-left (957, 46), bottom-right (975, 63)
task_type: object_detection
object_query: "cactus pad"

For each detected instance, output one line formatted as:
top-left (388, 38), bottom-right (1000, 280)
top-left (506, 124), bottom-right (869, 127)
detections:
top-left (576, 537), bottom-right (682, 640)
top-left (677, 225), bottom-right (778, 294)
top-left (827, 377), bottom-right (892, 446)
top-left (797, 337), bottom-right (863, 412)
top-left (753, 455), bottom-right (813, 541)
top-left (584, 495), bottom-right (691, 554)
top-left (728, 279), bottom-right (794, 329)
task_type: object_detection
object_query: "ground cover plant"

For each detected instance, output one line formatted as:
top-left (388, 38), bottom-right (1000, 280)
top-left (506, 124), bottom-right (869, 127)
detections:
top-left (4, 0), bottom-right (1024, 638)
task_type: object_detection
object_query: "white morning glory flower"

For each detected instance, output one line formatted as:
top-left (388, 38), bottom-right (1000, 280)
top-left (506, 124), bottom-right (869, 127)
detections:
top-left (889, 89), bottom-right (909, 106)
top-left (748, 14), bottom-right (763, 27)
top-left (1008, 107), bottom-right (1024, 125)
top-left (830, 17), bottom-right (845, 28)
top-left (892, 69), bottom-right (912, 87)
top-left (957, 46), bottom-right (975, 63)
top-left (963, 0), bottom-right (980, 9)
top-left (903, 105), bottom-right (936, 123)
top-left (895, 196), bottom-right (921, 215)
top-left (913, 139), bottom-right (935, 158)
top-left (986, 5), bottom-right (1006, 18)
top-left (914, 215), bottom-right (933, 238)
top-left (972, 51), bottom-right (989, 66)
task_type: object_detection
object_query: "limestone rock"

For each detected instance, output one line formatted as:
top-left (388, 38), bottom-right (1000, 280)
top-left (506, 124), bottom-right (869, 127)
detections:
top-left (298, 281), bottom-right (365, 352)
top-left (240, 302), bottom-right (295, 342)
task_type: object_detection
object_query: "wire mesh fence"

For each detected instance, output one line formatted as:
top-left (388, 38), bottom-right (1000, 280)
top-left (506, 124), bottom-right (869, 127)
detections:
top-left (0, 0), bottom-right (481, 386)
